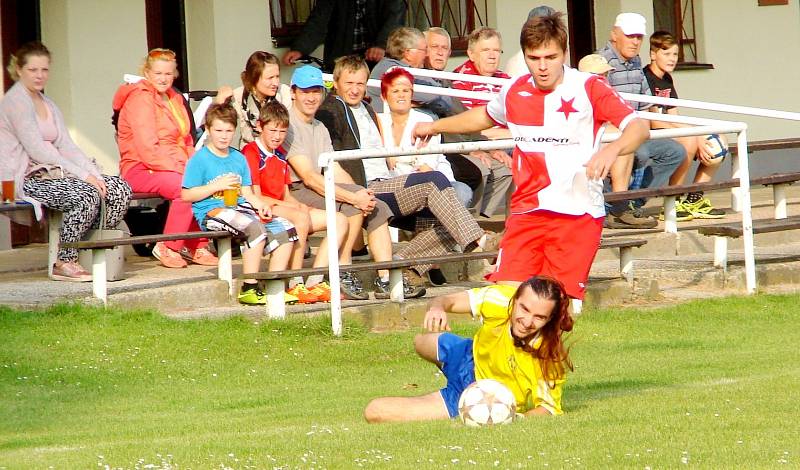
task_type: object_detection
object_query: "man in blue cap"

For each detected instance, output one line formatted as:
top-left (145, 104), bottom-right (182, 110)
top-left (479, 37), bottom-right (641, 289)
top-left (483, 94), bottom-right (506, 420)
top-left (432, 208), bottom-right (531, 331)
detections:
top-left (283, 66), bottom-right (425, 300)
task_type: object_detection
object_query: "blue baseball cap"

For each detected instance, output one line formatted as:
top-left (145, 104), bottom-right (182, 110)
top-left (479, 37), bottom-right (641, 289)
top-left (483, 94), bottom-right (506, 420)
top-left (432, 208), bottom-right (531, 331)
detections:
top-left (291, 65), bottom-right (324, 89)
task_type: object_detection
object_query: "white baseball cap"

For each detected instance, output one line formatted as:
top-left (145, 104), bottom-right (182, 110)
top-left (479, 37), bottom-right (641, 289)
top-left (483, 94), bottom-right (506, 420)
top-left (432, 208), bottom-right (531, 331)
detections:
top-left (614, 13), bottom-right (646, 36)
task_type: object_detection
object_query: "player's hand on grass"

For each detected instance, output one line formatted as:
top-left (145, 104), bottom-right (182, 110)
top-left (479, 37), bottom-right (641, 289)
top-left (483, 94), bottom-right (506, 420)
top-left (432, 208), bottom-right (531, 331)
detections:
top-left (424, 308), bottom-right (451, 332)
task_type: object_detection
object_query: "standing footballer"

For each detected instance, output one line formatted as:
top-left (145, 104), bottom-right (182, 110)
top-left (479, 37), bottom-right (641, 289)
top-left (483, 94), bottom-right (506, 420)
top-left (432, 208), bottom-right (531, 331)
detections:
top-left (413, 12), bottom-right (650, 301)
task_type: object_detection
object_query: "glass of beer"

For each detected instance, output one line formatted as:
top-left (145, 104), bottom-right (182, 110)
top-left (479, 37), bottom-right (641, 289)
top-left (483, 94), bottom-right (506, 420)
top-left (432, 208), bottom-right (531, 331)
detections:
top-left (222, 184), bottom-right (240, 207)
top-left (1, 171), bottom-right (14, 203)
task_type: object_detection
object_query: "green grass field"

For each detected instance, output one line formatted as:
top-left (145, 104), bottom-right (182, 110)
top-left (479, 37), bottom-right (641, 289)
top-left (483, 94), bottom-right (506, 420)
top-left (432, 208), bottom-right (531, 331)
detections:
top-left (1, 294), bottom-right (799, 469)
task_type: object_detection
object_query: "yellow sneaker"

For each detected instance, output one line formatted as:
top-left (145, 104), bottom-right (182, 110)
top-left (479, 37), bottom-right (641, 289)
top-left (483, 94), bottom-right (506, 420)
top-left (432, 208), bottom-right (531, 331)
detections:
top-left (284, 291), bottom-right (299, 304)
top-left (287, 283), bottom-right (320, 304)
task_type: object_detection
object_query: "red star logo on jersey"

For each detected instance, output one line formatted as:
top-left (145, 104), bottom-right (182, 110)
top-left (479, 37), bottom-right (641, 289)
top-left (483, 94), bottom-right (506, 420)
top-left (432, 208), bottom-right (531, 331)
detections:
top-left (557, 97), bottom-right (577, 120)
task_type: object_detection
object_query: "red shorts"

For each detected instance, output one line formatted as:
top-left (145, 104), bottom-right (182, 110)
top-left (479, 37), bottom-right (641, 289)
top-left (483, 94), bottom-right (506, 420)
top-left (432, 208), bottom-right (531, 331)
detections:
top-left (486, 210), bottom-right (603, 299)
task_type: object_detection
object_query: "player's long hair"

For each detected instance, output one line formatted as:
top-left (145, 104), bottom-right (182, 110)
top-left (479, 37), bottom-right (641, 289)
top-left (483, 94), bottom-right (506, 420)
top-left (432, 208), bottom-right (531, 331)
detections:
top-left (509, 276), bottom-right (574, 382)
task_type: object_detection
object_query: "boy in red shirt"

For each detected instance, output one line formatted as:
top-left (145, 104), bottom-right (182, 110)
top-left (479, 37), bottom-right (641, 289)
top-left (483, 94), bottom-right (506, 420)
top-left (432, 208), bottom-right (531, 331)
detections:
top-left (242, 101), bottom-right (348, 303)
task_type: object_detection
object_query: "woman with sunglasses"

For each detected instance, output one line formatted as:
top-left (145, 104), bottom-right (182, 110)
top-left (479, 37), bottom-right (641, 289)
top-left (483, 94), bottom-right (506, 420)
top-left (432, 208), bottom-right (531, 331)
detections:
top-left (113, 48), bottom-right (217, 268)
top-left (0, 42), bottom-right (132, 281)
top-left (215, 51), bottom-right (292, 149)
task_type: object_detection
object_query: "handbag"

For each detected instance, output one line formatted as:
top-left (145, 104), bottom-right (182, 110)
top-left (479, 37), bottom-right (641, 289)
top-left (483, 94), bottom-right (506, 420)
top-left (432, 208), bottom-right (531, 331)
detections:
top-left (78, 199), bottom-right (127, 281)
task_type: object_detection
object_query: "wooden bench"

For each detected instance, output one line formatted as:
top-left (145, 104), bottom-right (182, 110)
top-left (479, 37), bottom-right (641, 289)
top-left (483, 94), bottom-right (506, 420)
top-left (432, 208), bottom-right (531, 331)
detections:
top-left (62, 230), bottom-right (236, 304)
top-left (238, 237), bottom-right (648, 319)
top-left (698, 216), bottom-right (800, 271)
top-left (603, 171), bottom-right (800, 233)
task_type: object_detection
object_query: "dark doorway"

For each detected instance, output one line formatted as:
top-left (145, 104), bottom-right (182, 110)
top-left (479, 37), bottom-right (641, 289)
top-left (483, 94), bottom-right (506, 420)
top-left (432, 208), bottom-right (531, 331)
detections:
top-left (1, 0), bottom-right (41, 91)
top-left (567, 0), bottom-right (595, 66)
top-left (145, 0), bottom-right (189, 91)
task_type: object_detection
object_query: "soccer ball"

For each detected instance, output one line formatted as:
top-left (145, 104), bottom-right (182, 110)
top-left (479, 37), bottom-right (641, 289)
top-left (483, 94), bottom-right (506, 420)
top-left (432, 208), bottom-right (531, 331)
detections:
top-left (704, 134), bottom-right (729, 163)
top-left (457, 379), bottom-right (517, 427)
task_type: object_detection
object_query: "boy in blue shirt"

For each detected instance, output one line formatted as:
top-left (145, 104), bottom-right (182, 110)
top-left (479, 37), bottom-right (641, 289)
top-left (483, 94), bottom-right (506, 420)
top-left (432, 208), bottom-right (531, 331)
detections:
top-left (181, 103), bottom-right (298, 305)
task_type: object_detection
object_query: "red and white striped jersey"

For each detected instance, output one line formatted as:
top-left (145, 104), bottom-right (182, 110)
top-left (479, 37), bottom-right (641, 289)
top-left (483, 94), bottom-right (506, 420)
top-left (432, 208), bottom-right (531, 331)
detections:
top-left (486, 66), bottom-right (636, 217)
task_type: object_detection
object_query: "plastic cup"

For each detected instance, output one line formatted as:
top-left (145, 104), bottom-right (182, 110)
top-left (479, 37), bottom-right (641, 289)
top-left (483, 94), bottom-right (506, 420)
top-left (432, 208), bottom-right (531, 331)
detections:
top-left (222, 185), bottom-right (240, 207)
top-left (1, 179), bottom-right (14, 203)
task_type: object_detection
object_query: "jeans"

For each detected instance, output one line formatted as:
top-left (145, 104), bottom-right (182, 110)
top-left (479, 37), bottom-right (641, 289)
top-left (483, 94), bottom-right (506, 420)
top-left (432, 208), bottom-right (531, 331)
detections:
top-left (608, 138), bottom-right (685, 214)
top-left (451, 180), bottom-right (474, 207)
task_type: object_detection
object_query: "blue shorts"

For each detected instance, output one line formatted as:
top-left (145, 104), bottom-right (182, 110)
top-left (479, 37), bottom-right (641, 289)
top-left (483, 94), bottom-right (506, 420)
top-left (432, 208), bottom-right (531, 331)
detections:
top-left (437, 333), bottom-right (476, 418)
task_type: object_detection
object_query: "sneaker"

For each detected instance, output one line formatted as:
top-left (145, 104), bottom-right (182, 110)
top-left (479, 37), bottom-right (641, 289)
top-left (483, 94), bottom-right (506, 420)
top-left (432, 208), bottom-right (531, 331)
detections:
top-left (307, 282), bottom-right (333, 302)
top-left (340, 271), bottom-right (369, 300)
top-left (238, 286), bottom-right (266, 305)
top-left (682, 197), bottom-right (726, 219)
top-left (152, 242), bottom-right (188, 268)
top-left (179, 247), bottom-right (218, 266)
top-left (606, 206), bottom-right (658, 229)
top-left (658, 199), bottom-right (694, 222)
top-left (374, 269), bottom-right (427, 299)
top-left (287, 283), bottom-right (320, 304)
top-left (50, 261), bottom-right (92, 282)
top-left (284, 291), bottom-right (299, 304)
top-left (351, 246), bottom-right (370, 260)
top-left (427, 268), bottom-right (448, 286)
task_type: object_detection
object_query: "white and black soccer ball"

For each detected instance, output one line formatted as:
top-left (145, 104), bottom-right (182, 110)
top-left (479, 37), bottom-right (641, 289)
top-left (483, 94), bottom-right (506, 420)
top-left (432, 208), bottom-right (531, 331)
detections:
top-left (457, 379), bottom-right (517, 427)
top-left (704, 133), bottom-right (729, 163)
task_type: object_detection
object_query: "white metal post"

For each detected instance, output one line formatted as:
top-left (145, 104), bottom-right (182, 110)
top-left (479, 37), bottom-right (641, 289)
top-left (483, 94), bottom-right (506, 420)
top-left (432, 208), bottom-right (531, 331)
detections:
top-left (321, 152), bottom-right (343, 336)
top-left (773, 183), bottom-right (788, 219)
top-left (620, 247), bottom-right (634, 285)
top-left (663, 196), bottom-right (678, 234)
top-left (389, 268), bottom-right (404, 303)
top-left (736, 130), bottom-right (756, 294)
top-left (92, 248), bottom-right (108, 305)
top-left (265, 279), bottom-right (286, 319)
top-left (713, 236), bottom-right (728, 271)
top-left (217, 237), bottom-right (233, 296)
top-left (47, 210), bottom-right (62, 277)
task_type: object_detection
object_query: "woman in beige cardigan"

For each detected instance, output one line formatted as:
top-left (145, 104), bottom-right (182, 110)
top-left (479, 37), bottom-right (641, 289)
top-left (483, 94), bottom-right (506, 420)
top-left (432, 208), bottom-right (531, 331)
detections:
top-left (0, 42), bottom-right (131, 281)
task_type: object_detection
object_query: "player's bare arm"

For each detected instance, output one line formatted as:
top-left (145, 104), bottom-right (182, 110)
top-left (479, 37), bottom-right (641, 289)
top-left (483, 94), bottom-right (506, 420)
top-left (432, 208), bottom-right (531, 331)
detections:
top-left (585, 118), bottom-right (649, 180)
top-left (412, 106), bottom-right (495, 146)
top-left (423, 291), bottom-right (473, 332)
top-left (241, 185), bottom-right (272, 219)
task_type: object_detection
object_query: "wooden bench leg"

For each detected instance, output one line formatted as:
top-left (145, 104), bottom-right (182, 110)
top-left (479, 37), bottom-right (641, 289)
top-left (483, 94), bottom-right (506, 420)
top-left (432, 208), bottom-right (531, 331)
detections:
top-left (713, 236), bottom-right (728, 271)
top-left (265, 279), bottom-right (286, 319)
top-left (91, 248), bottom-right (108, 305)
top-left (48, 210), bottom-right (63, 277)
top-left (619, 246), bottom-right (634, 285)
top-left (0, 214), bottom-right (11, 251)
top-left (389, 268), bottom-right (404, 302)
top-left (663, 195), bottom-right (677, 234)
top-left (773, 183), bottom-right (788, 220)
top-left (217, 238), bottom-right (233, 296)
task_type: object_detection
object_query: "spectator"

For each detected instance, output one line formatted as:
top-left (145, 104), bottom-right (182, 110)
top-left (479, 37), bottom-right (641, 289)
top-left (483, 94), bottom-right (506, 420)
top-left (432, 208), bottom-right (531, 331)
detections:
top-left (644, 31), bottom-right (725, 220)
top-left (242, 101), bottom-right (349, 303)
top-left (412, 12), bottom-right (650, 301)
top-left (424, 27), bottom-right (513, 219)
top-left (376, 68), bottom-right (472, 206)
top-left (280, 0), bottom-right (406, 72)
top-left (367, 27), bottom-right (465, 117)
top-left (452, 27), bottom-right (511, 109)
top-left (505, 5), bottom-right (558, 77)
top-left (215, 51), bottom-right (292, 149)
top-left (316, 56), bottom-right (491, 287)
top-left (578, 54), bottom-right (613, 78)
top-left (181, 103), bottom-right (299, 306)
top-left (0, 41), bottom-right (132, 281)
top-left (284, 66), bottom-right (424, 299)
top-left (114, 48), bottom-right (218, 268)
top-left (598, 12), bottom-right (685, 229)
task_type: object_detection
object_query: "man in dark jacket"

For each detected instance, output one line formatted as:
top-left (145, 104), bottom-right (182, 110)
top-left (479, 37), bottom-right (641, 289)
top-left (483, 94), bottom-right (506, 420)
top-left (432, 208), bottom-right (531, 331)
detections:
top-left (281, 0), bottom-right (406, 72)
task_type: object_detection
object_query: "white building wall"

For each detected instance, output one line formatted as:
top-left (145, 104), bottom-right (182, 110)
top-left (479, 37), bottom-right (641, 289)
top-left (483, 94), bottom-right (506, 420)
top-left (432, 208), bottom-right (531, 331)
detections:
top-left (40, 0), bottom-right (147, 175)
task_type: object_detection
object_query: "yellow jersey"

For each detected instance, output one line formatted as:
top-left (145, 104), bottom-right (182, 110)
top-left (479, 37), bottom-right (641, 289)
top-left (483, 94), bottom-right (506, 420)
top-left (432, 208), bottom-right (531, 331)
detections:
top-left (468, 284), bottom-right (565, 415)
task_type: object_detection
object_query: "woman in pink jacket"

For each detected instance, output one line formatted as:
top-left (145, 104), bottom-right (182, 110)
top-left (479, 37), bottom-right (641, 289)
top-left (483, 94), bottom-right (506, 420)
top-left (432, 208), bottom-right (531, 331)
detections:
top-left (114, 48), bottom-right (217, 268)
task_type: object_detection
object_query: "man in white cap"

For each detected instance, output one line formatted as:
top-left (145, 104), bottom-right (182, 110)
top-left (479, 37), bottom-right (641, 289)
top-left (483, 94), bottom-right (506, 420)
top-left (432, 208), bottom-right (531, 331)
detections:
top-left (598, 13), bottom-right (684, 229)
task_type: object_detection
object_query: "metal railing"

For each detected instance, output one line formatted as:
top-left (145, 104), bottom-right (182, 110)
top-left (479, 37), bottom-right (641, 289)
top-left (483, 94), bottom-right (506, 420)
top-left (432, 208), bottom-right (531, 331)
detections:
top-left (316, 66), bottom-right (798, 335)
